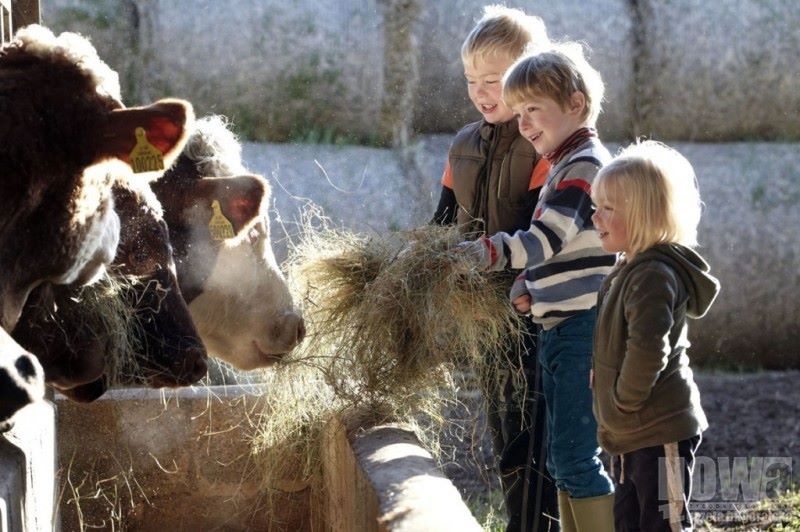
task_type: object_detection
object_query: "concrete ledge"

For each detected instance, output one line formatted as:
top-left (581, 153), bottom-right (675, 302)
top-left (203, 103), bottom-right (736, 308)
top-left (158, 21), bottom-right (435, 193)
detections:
top-left (323, 418), bottom-right (481, 532)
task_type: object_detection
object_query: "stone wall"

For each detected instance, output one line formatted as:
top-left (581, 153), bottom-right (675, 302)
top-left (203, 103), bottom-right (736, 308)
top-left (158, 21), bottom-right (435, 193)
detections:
top-left (40, 0), bottom-right (800, 142)
top-left (239, 138), bottom-right (800, 368)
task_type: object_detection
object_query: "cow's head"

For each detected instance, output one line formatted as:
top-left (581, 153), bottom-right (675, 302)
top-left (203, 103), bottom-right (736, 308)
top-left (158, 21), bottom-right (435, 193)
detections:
top-left (153, 116), bottom-right (305, 370)
top-left (13, 180), bottom-right (208, 398)
top-left (110, 182), bottom-right (207, 387)
top-left (0, 25), bottom-right (192, 330)
top-left (0, 328), bottom-right (44, 431)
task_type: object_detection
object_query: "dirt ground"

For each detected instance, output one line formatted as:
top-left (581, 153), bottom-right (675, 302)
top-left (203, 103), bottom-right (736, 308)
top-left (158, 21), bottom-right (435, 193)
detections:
top-left (441, 370), bottom-right (800, 529)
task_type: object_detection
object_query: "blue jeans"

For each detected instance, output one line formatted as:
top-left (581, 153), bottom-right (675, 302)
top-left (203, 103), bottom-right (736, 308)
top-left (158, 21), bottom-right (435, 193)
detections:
top-left (539, 309), bottom-right (613, 499)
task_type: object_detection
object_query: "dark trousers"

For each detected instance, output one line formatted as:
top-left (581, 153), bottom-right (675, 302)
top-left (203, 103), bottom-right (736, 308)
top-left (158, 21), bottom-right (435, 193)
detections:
top-left (611, 434), bottom-right (702, 532)
top-left (483, 318), bottom-right (559, 532)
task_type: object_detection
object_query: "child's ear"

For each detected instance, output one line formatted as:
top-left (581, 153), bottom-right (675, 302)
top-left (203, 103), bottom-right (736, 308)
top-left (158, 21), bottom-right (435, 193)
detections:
top-left (569, 91), bottom-right (587, 116)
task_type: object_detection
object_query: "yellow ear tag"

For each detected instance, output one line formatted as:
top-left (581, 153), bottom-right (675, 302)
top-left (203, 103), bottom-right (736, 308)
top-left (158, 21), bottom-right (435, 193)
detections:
top-left (129, 127), bottom-right (165, 173)
top-left (208, 199), bottom-right (235, 241)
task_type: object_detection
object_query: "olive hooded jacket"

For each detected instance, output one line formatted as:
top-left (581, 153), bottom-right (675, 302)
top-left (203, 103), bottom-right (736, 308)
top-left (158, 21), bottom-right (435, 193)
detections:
top-left (592, 244), bottom-right (720, 455)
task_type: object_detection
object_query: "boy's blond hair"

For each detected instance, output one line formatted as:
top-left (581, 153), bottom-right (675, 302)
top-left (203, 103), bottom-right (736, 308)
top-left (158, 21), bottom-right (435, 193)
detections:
top-left (593, 140), bottom-right (702, 257)
top-left (502, 42), bottom-right (604, 127)
top-left (461, 5), bottom-right (549, 66)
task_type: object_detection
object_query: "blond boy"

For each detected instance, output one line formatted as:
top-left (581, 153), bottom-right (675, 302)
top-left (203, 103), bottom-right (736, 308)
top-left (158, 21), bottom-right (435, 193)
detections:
top-left (430, 6), bottom-right (557, 531)
top-left (461, 44), bottom-right (617, 531)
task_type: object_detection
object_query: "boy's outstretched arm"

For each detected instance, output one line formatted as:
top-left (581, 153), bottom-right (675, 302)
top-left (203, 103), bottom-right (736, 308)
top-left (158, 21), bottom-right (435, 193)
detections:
top-left (464, 161), bottom-right (599, 271)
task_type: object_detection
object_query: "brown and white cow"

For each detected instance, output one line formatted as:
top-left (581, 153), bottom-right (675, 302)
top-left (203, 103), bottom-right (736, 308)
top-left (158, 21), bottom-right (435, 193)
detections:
top-left (1, 25), bottom-right (193, 411)
top-left (14, 178), bottom-right (208, 402)
top-left (0, 25), bottom-right (192, 330)
top-left (153, 116), bottom-right (305, 370)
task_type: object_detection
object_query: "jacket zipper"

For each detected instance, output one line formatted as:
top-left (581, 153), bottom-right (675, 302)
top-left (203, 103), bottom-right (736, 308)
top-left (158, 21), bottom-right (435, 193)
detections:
top-left (497, 153), bottom-right (509, 198)
top-left (477, 129), bottom-right (498, 231)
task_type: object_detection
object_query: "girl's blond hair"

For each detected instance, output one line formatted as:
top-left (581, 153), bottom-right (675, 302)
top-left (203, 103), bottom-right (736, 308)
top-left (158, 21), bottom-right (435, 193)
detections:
top-left (593, 140), bottom-right (702, 257)
top-left (502, 42), bottom-right (604, 127)
top-left (461, 5), bottom-right (550, 67)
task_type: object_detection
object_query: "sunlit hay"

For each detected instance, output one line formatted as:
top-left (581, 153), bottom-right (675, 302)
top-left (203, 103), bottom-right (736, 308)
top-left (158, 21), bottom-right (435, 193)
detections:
top-left (59, 452), bottom-right (147, 532)
top-left (248, 206), bottom-right (527, 524)
top-left (248, 361), bottom-right (449, 525)
top-left (248, 364), bottom-right (334, 506)
top-left (74, 274), bottom-right (152, 387)
top-left (285, 210), bottom-right (527, 409)
top-left (31, 273), bottom-right (149, 388)
top-left (99, 275), bottom-right (152, 386)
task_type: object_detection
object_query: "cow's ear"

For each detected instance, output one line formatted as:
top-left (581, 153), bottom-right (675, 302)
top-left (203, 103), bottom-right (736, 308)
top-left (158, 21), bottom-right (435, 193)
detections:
top-left (198, 175), bottom-right (267, 234)
top-left (99, 99), bottom-right (195, 171)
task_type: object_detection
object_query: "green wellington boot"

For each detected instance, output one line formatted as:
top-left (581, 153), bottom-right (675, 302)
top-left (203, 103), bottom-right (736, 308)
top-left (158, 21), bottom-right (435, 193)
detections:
top-left (557, 491), bottom-right (577, 532)
top-left (569, 493), bottom-right (614, 532)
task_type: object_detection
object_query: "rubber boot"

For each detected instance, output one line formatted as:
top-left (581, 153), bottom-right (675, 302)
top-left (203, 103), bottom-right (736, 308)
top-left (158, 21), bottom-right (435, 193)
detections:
top-left (557, 491), bottom-right (576, 532)
top-left (569, 493), bottom-right (614, 532)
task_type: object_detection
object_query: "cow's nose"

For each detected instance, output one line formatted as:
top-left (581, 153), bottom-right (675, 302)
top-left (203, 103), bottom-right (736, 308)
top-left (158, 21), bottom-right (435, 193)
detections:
top-left (294, 316), bottom-right (306, 345)
top-left (281, 312), bottom-right (305, 348)
top-left (176, 346), bottom-right (208, 384)
top-left (15, 352), bottom-right (42, 384)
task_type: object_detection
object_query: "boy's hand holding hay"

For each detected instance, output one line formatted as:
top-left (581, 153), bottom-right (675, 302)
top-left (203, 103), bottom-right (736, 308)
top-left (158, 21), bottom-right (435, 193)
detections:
top-left (453, 236), bottom-right (496, 272)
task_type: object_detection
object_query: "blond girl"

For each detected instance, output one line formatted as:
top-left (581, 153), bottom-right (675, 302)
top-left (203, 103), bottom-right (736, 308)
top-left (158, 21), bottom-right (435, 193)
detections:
top-left (591, 140), bottom-right (720, 532)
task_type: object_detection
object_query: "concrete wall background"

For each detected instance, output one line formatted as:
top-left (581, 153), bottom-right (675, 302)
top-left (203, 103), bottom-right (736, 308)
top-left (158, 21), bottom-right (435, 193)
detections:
top-left (636, 0), bottom-right (800, 141)
top-left (415, 0), bottom-right (634, 140)
top-left (241, 137), bottom-right (800, 368)
top-left (41, 0), bottom-right (800, 142)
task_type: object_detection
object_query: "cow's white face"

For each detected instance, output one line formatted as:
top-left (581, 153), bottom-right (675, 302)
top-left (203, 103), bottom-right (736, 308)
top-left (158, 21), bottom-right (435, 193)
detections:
top-left (51, 196), bottom-right (120, 288)
top-left (187, 217), bottom-right (304, 370)
top-left (0, 166), bottom-right (119, 332)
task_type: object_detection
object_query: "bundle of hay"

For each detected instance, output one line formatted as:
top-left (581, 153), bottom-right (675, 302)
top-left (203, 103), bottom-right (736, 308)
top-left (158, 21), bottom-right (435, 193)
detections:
top-left (16, 273), bottom-right (151, 390)
top-left (284, 210), bottom-right (526, 410)
top-left (249, 209), bottom-right (528, 525)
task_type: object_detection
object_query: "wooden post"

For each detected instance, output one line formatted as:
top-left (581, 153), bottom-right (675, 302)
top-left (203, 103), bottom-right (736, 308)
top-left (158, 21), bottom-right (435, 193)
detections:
top-left (1, 0), bottom-right (11, 44)
top-left (11, 0), bottom-right (39, 30)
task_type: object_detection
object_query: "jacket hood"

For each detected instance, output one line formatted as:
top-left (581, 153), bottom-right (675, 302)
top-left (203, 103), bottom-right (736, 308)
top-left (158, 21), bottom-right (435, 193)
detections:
top-left (629, 244), bottom-right (720, 318)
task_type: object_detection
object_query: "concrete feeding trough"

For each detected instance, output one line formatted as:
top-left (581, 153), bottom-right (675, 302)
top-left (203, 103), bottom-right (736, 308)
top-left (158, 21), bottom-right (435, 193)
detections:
top-left (54, 385), bottom-right (480, 531)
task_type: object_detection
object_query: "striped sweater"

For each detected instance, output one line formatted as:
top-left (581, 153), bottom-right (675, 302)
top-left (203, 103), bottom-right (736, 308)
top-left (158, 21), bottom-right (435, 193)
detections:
top-left (484, 136), bottom-right (617, 329)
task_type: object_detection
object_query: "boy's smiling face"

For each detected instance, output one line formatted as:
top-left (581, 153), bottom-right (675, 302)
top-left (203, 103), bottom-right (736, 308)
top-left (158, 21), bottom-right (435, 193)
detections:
top-left (512, 91), bottom-right (586, 155)
top-left (464, 53), bottom-right (516, 124)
